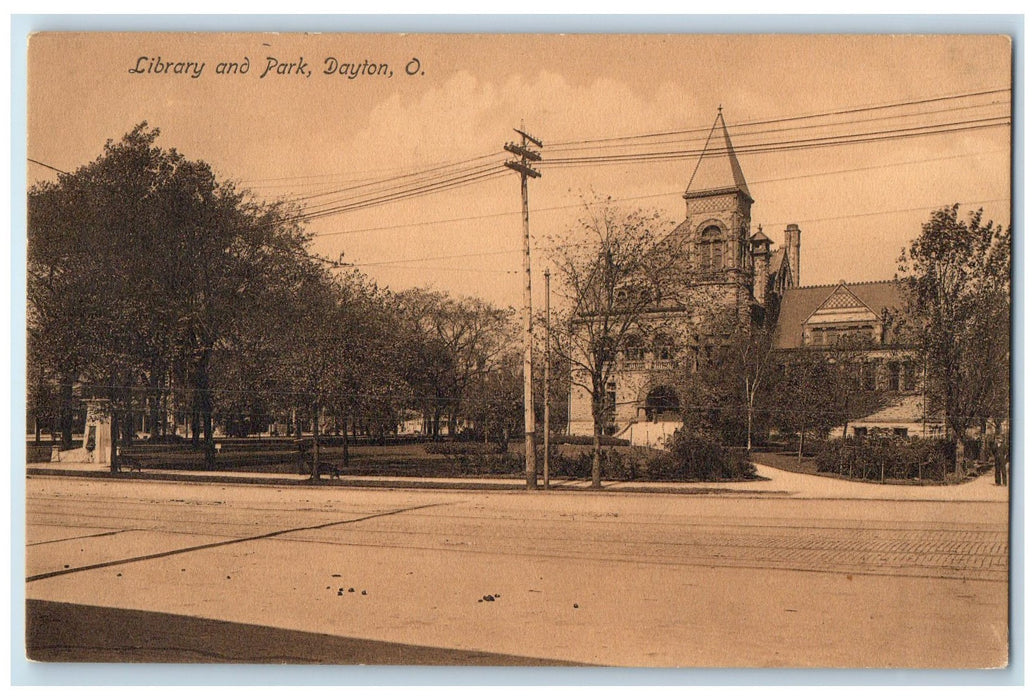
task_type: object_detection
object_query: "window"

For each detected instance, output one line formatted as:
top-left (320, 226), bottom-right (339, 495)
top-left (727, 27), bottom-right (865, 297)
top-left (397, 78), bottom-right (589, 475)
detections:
top-left (605, 381), bottom-right (617, 428)
top-left (894, 428), bottom-right (909, 438)
top-left (861, 364), bottom-right (877, 391)
top-left (698, 225), bottom-right (724, 272)
top-left (854, 427), bottom-right (868, 438)
top-left (623, 335), bottom-right (645, 365)
top-left (888, 362), bottom-right (901, 392)
top-left (902, 362), bottom-right (916, 391)
top-left (653, 333), bottom-right (674, 363)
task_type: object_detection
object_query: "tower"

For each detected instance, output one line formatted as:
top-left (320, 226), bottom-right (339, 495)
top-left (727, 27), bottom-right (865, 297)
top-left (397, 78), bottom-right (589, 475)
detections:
top-left (676, 108), bottom-right (759, 326)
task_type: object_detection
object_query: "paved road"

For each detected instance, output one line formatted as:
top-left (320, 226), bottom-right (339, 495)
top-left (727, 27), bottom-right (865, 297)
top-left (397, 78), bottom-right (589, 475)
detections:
top-left (24, 473), bottom-right (1009, 667)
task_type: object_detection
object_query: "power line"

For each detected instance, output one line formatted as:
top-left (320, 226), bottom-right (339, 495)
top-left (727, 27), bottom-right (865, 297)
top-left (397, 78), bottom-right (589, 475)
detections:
top-left (547, 86), bottom-right (1011, 147)
top-left (296, 115), bottom-right (1008, 221)
top-left (309, 147), bottom-right (1009, 241)
top-left (541, 116), bottom-right (1010, 168)
top-left (242, 92), bottom-right (1010, 218)
top-left (27, 158), bottom-right (68, 175)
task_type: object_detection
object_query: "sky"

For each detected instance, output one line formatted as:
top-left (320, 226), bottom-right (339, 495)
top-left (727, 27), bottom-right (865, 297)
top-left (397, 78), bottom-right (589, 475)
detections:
top-left (26, 32), bottom-right (1013, 309)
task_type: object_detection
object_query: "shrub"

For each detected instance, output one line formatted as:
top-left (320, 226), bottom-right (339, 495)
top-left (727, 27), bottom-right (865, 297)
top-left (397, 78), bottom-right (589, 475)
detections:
top-left (439, 450), bottom-right (524, 475)
top-left (815, 435), bottom-right (954, 482)
top-left (551, 434), bottom-right (631, 447)
top-left (422, 442), bottom-right (505, 456)
top-left (647, 429), bottom-right (756, 481)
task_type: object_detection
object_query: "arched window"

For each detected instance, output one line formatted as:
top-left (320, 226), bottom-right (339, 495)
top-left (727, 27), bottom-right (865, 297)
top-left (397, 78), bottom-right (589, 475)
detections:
top-left (623, 334), bottom-right (645, 366)
top-left (653, 333), bottom-right (675, 364)
top-left (698, 225), bottom-right (724, 272)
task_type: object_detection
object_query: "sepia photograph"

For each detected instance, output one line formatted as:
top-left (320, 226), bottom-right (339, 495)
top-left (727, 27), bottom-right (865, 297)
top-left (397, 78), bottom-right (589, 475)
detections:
top-left (21, 29), bottom-right (1012, 670)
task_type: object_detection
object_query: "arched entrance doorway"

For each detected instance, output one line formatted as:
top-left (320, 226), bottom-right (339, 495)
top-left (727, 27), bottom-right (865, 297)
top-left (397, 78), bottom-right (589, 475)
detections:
top-left (644, 385), bottom-right (680, 422)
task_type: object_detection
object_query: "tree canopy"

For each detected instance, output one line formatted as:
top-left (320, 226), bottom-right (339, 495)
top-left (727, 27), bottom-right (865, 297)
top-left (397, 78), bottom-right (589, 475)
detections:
top-left (898, 204), bottom-right (1011, 468)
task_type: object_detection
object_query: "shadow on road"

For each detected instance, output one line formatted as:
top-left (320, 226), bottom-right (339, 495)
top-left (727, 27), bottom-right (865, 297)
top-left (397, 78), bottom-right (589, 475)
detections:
top-left (25, 599), bottom-right (579, 666)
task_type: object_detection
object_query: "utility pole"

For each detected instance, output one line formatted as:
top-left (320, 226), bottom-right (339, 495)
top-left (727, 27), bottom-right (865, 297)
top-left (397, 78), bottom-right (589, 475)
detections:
top-left (543, 268), bottom-right (551, 490)
top-left (505, 127), bottom-right (542, 490)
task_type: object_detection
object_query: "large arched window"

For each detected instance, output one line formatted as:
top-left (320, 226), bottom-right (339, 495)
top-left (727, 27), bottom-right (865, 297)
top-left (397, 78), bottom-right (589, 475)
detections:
top-left (698, 225), bottom-right (724, 272)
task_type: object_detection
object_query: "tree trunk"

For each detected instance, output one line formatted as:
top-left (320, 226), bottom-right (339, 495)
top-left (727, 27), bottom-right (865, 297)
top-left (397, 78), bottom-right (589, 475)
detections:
top-left (198, 365), bottom-right (215, 470)
top-left (311, 402), bottom-right (320, 480)
top-left (110, 405), bottom-right (121, 473)
top-left (148, 373), bottom-right (162, 439)
top-left (591, 429), bottom-right (602, 488)
top-left (59, 377), bottom-right (74, 450)
top-left (746, 395), bottom-right (754, 452)
top-left (190, 403), bottom-right (200, 447)
top-left (341, 418), bottom-right (350, 473)
top-left (992, 420), bottom-right (1006, 487)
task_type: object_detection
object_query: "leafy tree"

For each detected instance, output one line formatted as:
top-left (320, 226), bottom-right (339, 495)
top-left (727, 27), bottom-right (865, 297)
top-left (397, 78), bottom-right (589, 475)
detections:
top-left (28, 123), bottom-right (318, 469)
top-left (771, 352), bottom-right (838, 458)
top-left (549, 200), bottom-right (677, 487)
top-left (678, 322), bottom-right (776, 450)
top-left (898, 205), bottom-right (1011, 472)
top-left (464, 348), bottom-right (524, 451)
top-left (395, 288), bottom-right (517, 439)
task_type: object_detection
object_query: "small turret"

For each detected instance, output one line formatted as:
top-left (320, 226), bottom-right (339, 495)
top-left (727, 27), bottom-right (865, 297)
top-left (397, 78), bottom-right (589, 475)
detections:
top-left (750, 226), bottom-right (773, 302)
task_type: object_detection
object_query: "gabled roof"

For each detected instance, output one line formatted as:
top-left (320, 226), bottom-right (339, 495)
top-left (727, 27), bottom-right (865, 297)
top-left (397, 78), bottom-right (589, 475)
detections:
top-left (685, 110), bottom-right (752, 201)
top-left (773, 280), bottom-right (906, 349)
top-left (815, 283), bottom-right (870, 313)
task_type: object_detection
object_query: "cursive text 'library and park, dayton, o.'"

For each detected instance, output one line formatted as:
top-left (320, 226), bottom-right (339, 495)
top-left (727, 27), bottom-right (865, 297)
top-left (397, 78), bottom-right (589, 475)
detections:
top-left (128, 55), bottom-right (424, 80)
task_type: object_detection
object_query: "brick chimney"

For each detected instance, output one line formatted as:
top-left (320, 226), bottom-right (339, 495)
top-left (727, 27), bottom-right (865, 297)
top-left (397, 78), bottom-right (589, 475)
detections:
top-left (784, 224), bottom-right (801, 288)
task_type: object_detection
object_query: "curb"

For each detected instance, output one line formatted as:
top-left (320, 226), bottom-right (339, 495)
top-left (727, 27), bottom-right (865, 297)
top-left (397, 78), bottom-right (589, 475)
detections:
top-left (25, 465), bottom-right (792, 497)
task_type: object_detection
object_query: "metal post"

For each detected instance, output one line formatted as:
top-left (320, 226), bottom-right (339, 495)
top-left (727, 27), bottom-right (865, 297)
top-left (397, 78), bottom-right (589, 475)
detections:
top-left (544, 268), bottom-right (551, 490)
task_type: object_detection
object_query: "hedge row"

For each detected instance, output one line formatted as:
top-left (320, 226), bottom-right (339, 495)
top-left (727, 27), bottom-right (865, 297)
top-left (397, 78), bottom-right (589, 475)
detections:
top-left (814, 436), bottom-right (955, 482)
top-left (423, 442), bottom-right (505, 456)
top-left (427, 431), bottom-right (755, 483)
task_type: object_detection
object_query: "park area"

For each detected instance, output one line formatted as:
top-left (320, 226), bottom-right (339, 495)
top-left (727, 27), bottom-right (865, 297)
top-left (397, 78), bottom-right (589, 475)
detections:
top-left (28, 431), bottom-right (1002, 487)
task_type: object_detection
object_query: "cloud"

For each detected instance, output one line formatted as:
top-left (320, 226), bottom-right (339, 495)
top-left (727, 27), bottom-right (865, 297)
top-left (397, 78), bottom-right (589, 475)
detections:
top-left (346, 70), bottom-right (695, 169)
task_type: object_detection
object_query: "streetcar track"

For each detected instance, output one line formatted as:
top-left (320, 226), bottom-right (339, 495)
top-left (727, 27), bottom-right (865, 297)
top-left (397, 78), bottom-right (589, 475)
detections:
top-left (26, 503), bottom-right (1006, 537)
top-left (274, 530), bottom-right (1009, 566)
top-left (26, 501), bottom-right (454, 582)
top-left (253, 533), bottom-right (1009, 582)
top-left (27, 514), bottom-right (1007, 560)
top-left (27, 528), bottom-right (140, 547)
top-left (26, 511), bottom-right (1008, 563)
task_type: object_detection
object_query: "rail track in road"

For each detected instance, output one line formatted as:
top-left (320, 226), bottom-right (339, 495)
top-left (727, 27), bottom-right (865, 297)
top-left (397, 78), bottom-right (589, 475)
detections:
top-left (26, 478), bottom-right (1008, 584)
top-left (22, 476), bottom-right (1011, 667)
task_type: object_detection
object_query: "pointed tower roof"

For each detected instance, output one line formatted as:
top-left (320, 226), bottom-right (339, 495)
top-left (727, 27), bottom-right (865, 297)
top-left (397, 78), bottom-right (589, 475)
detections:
top-left (750, 225), bottom-right (773, 244)
top-left (685, 108), bottom-right (752, 201)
